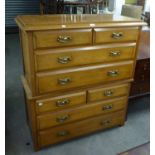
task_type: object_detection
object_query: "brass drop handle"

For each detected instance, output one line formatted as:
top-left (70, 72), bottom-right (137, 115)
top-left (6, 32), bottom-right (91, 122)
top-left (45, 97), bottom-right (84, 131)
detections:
top-left (57, 130), bottom-right (70, 136)
top-left (38, 102), bottom-right (43, 106)
top-left (104, 90), bottom-right (113, 97)
top-left (58, 78), bottom-right (71, 85)
top-left (109, 51), bottom-right (121, 57)
top-left (56, 115), bottom-right (70, 123)
top-left (57, 35), bottom-right (72, 43)
top-left (102, 104), bottom-right (113, 110)
top-left (58, 56), bottom-right (72, 64)
top-left (100, 120), bottom-right (111, 126)
top-left (56, 99), bottom-right (70, 107)
top-left (107, 70), bottom-right (119, 77)
top-left (112, 32), bottom-right (123, 39)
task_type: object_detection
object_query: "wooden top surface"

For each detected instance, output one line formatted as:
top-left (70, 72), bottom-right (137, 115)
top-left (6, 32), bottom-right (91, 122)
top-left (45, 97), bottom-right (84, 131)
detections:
top-left (15, 14), bottom-right (146, 31)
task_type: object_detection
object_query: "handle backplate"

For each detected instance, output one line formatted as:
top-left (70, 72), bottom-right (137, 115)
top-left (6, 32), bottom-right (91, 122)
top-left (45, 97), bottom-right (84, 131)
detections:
top-left (107, 70), bottom-right (119, 77)
top-left (58, 78), bottom-right (71, 85)
top-left (102, 104), bottom-right (113, 110)
top-left (56, 98), bottom-right (70, 107)
top-left (58, 56), bottom-right (72, 64)
top-left (104, 90), bottom-right (114, 97)
top-left (100, 120), bottom-right (111, 126)
top-left (109, 51), bottom-right (121, 57)
top-left (112, 32), bottom-right (123, 39)
top-left (57, 36), bottom-right (72, 43)
top-left (56, 115), bottom-right (70, 123)
top-left (57, 130), bottom-right (70, 136)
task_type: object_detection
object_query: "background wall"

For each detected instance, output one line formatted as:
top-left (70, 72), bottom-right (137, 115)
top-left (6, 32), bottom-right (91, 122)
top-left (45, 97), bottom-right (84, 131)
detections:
top-left (115, 0), bottom-right (125, 15)
top-left (5, 0), bottom-right (40, 27)
top-left (125, 0), bottom-right (137, 4)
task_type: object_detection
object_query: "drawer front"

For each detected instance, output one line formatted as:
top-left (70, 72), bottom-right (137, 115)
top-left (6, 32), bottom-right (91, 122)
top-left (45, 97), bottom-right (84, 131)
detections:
top-left (36, 91), bottom-right (86, 114)
top-left (33, 29), bottom-right (92, 49)
top-left (35, 43), bottom-right (136, 71)
top-left (88, 83), bottom-right (130, 102)
top-left (36, 61), bottom-right (134, 94)
top-left (38, 111), bottom-right (125, 147)
top-left (37, 96), bottom-right (127, 130)
top-left (94, 27), bottom-right (139, 44)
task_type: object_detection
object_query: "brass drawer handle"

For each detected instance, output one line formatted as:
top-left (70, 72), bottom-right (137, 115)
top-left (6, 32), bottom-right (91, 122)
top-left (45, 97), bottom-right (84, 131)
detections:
top-left (58, 78), bottom-right (71, 85)
top-left (57, 35), bottom-right (72, 43)
top-left (56, 115), bottom-right (70, 123)
top-left (104, 90), bottom-right (113, 97)
top-left (56, 99), bottom-right (70, 107)
top-left (109, 51), bottom-right (121, 57)
top-left (100, 120), bottom-right (111, 126)
top-left (57, 130), bottom-right (70, 136)
top-left (112, 32), bottom-right (123, 39)
top-left (107, 70), bottom-right (119, 77)
top-left (58, 56), bottom-right (72, 64)
top-left (102, 104), bottom-right (113, 110)
top-left (38, 102), bottom-right (43, 106)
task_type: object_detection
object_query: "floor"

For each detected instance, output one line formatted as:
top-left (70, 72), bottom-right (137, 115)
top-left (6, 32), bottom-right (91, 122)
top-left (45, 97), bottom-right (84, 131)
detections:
top-left (118, 142), bottom-right (150, 155)
top-left (6, 34), bottom-right (150, 155)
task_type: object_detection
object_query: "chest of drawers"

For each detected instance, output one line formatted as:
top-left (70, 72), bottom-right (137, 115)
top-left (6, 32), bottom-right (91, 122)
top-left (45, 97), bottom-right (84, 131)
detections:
top-left (15, 14), bottom-right (145, 150)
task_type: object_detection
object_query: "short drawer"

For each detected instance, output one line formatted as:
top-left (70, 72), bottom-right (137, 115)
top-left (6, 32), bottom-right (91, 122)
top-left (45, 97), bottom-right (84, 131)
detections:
top-left (36, 61), bottom-right (134, 94)
top-left (35, 43), bottom-right (136, 71)
top-left (33, 29), bottom-right (92, 49)
top-left (94, 27), bottom-right (139, 44)
top-left (36, 91), bottom-right (86, 114)
top-left (37, 96), bottom-right (127, 130)
top-left (88, 83), bottom-right (130, 102)
top-left (38, 110), bottom-right (125, 147)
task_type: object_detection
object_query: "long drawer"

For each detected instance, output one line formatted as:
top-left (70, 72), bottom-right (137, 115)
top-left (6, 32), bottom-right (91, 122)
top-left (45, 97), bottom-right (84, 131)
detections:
top-left (36, 61), bottom-right (134, 94)
top-left (37, 96), bottom-right (127, 130)
top-left (94, 27), bottom-right (139, 44)
top-left (35, 43), bottom-right (136, 71)
top-left (36, 91), bottom-right (86, 114)
top-left (38, 110), bottom-right (125, 147)
top-left (33, 29), bottom-right (92, 49)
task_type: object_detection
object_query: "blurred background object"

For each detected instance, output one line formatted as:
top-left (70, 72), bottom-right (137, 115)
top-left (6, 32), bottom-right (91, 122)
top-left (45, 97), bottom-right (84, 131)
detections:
top-left (5, 0), bottom-right (150, 33)
top-left (121, 4), bottom-right (143, 19)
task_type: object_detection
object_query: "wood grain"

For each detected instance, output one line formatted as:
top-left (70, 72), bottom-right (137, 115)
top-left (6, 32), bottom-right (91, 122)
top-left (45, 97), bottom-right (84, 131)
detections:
top-left (94, 27), bottom-right (139, 44)
top-left (33, 29), bottom-right (92, 49)
top-left (35, 43), bottom-right (136, 72)
top-left (36, 61), bottom-right (134, 94)
top-left (38, 110), bottom-right (125, 147)
top-left (37, 96), bottom-right (127, 130)
top-left (36, 91), bottom-right (86, 114)
top-left (88, 83), bottom-right (130, 102)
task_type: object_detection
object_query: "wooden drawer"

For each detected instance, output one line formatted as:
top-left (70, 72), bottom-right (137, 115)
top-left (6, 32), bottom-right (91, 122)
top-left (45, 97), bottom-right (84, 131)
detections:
top-left (36, 61), bottom-right (134, 94)
top-left (33, 29), bottom-right (92, 49)
top-left (88, 83), bottom-right (130, 102)
top-left (35, 43), bottom-right (136, 71)
top-left (38, 110), bottom-right (125, 147)
top-left (37, 96), bottom-right (127, 130)
top-left (36, 91), bottom-right (86, 114)
top-left (94, 27), bottom-right (139, 44)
